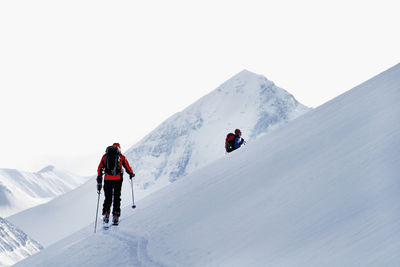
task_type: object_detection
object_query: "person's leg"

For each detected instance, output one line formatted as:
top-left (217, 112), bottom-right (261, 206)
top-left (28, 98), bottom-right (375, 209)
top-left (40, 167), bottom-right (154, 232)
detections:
top-left (112, 180), bottom-right (123, 216)
top-left (102, 180), bottom-right (112, 215)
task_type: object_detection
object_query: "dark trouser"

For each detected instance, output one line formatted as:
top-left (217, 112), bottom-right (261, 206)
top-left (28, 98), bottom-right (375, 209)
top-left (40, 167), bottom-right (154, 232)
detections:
top-left (102, 179), bottom-right (123, 216)
top-left (226, 147), bottom-right (237, 153)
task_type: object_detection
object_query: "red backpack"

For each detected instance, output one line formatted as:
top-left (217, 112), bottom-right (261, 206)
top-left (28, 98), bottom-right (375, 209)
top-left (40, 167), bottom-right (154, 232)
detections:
top-left (225, 133), bottom-right (236, 152)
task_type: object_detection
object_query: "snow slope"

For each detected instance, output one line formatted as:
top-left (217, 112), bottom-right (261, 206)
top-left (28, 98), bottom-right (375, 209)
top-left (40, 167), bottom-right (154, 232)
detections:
top-left (0, 217), bottom-right (42, 267)
top-left (8, 70), bottom-right (309, 247)
top-left (0, 166), bottom-right (89, 217)
top-left (7, 178), bottom-right (97, 247)
top-left (15, 64), bottom-right (400, 266)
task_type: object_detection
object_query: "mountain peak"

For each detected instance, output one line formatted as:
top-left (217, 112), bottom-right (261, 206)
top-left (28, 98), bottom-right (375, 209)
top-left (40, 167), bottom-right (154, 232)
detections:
top-left (231, 69), bottom-right (259, 80)
top-left (238, 69), bottom-right (252, 75)
top-left (38, 165), bottom-right (55, 173)
top-left (125, 70), bottom-right (310, 190)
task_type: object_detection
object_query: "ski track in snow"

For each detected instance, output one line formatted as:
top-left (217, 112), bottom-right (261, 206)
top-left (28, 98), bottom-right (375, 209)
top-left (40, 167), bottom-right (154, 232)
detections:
top-left (25, 226), bottom-right (164, 267)
top-left (101, 229), bottom-right (164, 267)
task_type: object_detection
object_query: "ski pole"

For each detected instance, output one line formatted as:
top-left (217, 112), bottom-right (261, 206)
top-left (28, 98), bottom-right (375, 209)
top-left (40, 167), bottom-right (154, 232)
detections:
top-left (94, 191), bottom-right (100, 233)
top-left (130, 178), bottom-right (136, 209)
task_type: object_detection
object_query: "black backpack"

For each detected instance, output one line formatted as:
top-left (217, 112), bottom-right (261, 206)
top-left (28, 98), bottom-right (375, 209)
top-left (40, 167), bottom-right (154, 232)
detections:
top-left (225, 133), bottom-right (236, 153)
top-left (104, 146), bottom-right (121, 175)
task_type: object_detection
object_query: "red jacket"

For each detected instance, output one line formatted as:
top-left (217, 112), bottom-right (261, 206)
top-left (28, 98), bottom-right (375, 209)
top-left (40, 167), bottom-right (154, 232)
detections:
top-left (97, 153), bottom-right (134, 180)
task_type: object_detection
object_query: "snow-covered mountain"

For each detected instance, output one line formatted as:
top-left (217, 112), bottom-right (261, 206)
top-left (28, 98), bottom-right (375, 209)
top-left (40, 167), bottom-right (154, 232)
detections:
top-left (8, 70), bottom-right (309, 248)
top-left (125, 69), bottom-right (309, 191)
top-left (14, 63), bottom-right (400, 266)
top-left (0, 217), bottom-right (42, 267)
top-left (0, 165), bottom-right (89, 217)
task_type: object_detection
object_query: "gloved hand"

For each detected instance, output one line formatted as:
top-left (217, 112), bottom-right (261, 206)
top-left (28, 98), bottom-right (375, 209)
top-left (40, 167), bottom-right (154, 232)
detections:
top-left (96, 176), bottom-right (102, 192)
top-left (129, 173), bottom-right (135, 180)
top-left (97, 183), bottom-right (102, 192)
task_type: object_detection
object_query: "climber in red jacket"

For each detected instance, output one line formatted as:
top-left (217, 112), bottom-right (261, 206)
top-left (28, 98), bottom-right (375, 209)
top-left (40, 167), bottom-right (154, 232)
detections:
top-left (97, 143), bottom-right (135, 225)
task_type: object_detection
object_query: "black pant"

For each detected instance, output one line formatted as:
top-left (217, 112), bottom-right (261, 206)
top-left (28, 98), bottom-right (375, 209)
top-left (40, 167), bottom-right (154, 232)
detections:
top-left (102, 179), bottom-right (122, 216)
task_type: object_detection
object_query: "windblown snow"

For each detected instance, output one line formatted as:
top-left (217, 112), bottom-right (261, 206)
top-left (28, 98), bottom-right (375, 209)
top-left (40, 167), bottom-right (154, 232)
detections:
top-left (14, 64), bottom-right (400, 267)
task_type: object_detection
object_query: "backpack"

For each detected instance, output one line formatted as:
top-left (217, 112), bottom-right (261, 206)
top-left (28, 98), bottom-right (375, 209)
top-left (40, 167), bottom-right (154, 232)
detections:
top-left (104, 146), bottom-right (121, 175)
top-left (225, 133), bottom-right (236, 153)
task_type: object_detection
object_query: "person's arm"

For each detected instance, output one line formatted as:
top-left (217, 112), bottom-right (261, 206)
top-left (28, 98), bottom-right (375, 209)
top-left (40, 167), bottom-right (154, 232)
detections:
top-left (97, 154), bottom-right (106, 178)
top-left (121, 155), bottom-right (135, 178)
top-left (234, 136), bottom-right (244, 148)
top-left (96, 154), bottom-right (105, 192)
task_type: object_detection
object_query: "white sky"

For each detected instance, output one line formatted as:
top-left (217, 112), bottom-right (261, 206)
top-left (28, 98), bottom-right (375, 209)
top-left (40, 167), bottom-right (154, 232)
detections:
top-left (1, 0), bottom-right (399, 176)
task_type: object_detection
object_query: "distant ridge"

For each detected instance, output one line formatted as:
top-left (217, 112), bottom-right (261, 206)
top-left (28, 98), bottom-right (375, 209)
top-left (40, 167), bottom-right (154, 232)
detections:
top-left (0, 166), bottom-right (89, 217)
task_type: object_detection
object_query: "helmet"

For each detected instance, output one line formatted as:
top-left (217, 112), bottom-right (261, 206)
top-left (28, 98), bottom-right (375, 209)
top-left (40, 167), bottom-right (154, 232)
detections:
top-left (112, 143), bottom-right (120, 148)
top-left (234, 129), bottom-right (241, 136)
top-left (113, 143), bottom-right (121, 152)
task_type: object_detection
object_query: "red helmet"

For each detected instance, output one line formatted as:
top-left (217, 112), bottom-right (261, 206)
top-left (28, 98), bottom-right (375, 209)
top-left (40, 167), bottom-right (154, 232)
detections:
top-left (112, 143), bottom-right (120, 148)
top-left (113, 143), bottom-right (121, 152)
top-left (234, 129), bottom-right (242, 136)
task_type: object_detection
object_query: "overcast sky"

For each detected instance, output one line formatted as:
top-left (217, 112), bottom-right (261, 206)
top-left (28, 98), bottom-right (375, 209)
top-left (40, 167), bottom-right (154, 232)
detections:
top-left (1, 0), bottom-right (399, 176)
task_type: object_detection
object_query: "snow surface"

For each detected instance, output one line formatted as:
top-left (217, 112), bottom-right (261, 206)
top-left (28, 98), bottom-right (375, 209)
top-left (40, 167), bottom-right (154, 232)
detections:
top-left (14, 64), bottom-right (400, 266)
top-left (8, 70), bottom-right (309, 248)
top-left (0, 217), bottom-right (42, 267)
top-left (0, 166), bottom-right (89, 217)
